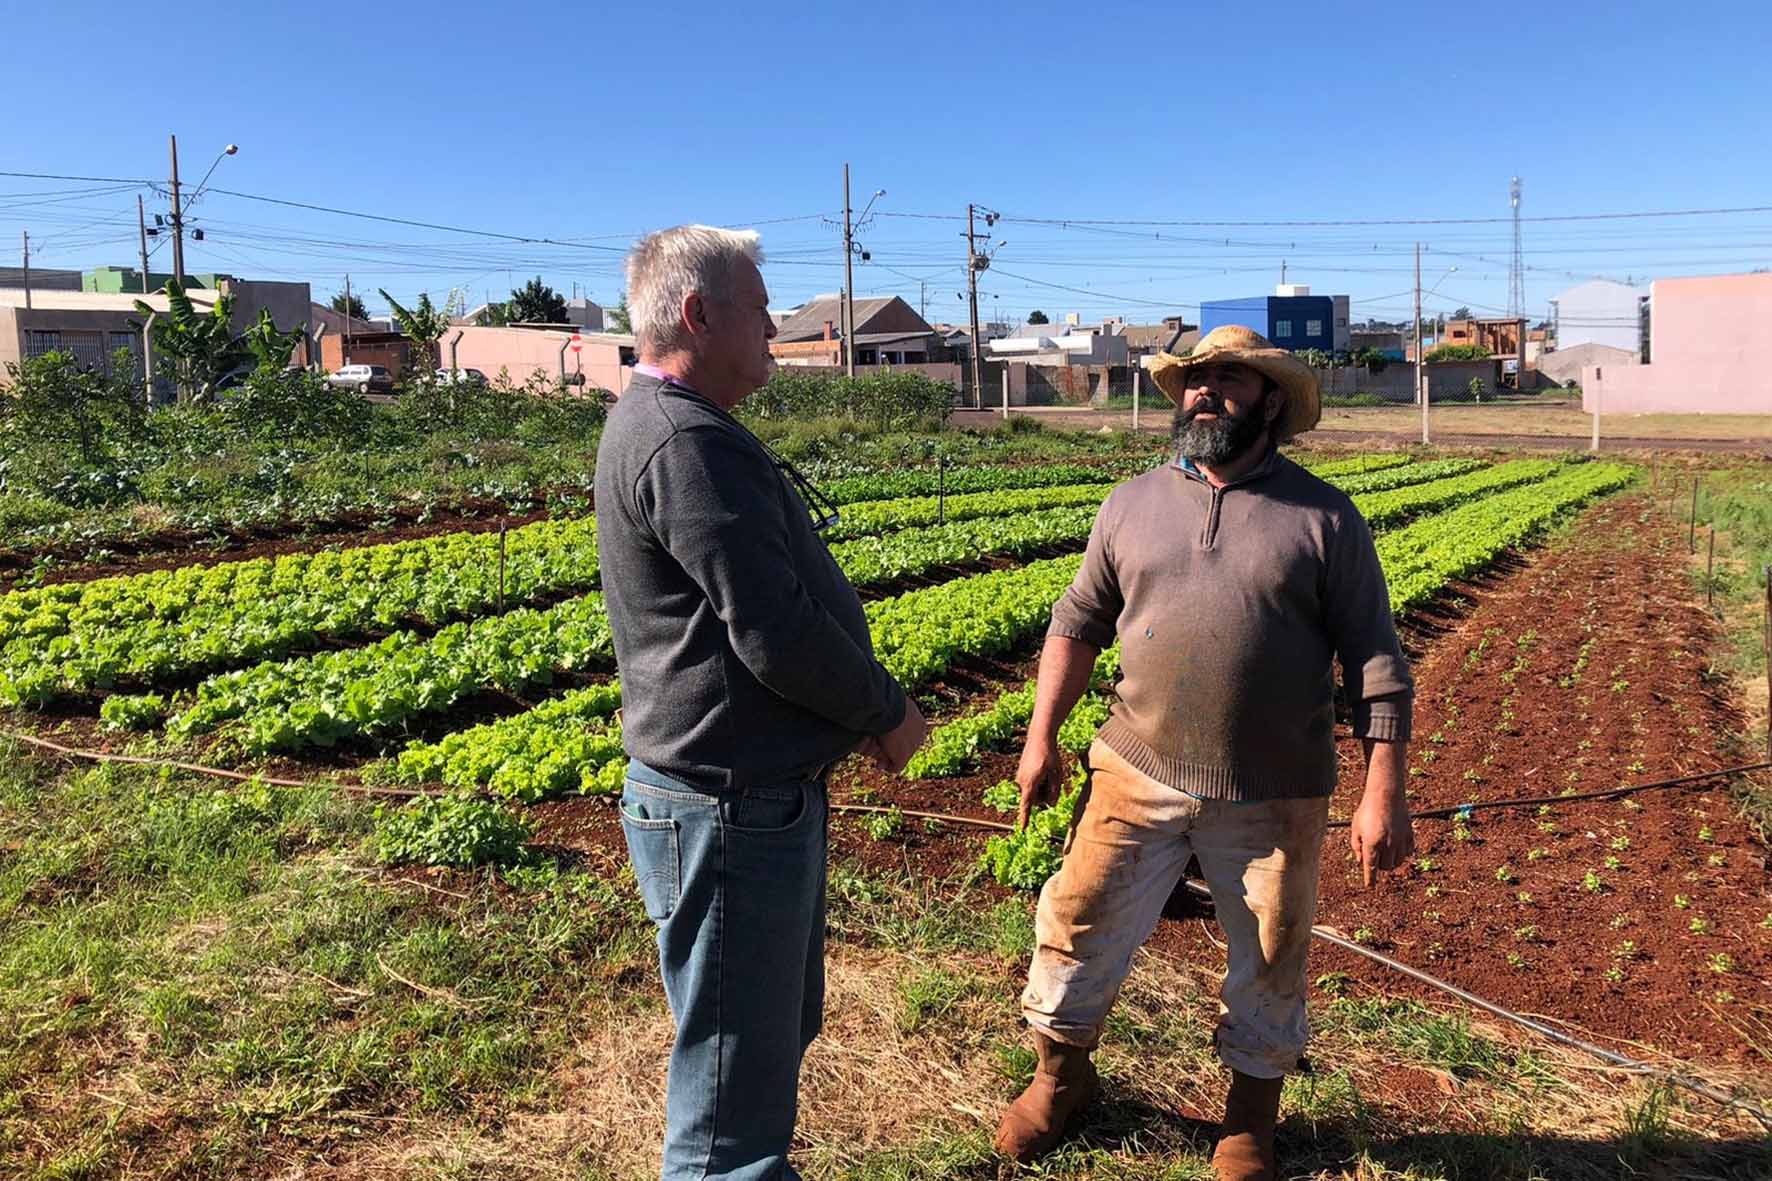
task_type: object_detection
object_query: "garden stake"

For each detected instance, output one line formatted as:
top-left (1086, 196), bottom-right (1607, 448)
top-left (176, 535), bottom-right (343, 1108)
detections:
top-left (1689, 477), bottom-right (1700, 553)
top-left (1764, 565), bottom-right (1771, 760)
top-left (938, 458), bottom-right (945, 524)
top-left (1705, 527), bottom-right (1715, 609)
top-left (497, 521), bottom-right (507, 617)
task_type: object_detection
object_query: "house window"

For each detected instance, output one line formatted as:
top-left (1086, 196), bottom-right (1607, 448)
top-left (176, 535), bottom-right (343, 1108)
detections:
top-left (1273, 319), bottom-right (1293, 338)
top-left (24, 330), bottom-right (61, 358)
top-left (1306, 319), bottom-right (1323, 338)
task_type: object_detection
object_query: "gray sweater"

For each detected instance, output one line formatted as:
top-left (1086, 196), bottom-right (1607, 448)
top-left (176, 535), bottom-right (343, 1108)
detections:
top-left (1048, 448), bottom-right (1413, 800)
top-left (594, 375), bottom-right (907, 791)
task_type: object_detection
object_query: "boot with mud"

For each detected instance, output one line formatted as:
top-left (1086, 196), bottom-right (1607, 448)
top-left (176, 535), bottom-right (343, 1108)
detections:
top-left (1210, 1070), bottom-right (1284, 1181)
top-left (991, 1030), bottom-right (1098, 1162)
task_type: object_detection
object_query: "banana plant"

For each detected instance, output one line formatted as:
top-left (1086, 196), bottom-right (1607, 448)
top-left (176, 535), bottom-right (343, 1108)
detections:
top-left (240, 307), bottom-right (304, 372)
top-left (379, 289), bottom-right (448, 373)
top-left (133, 277), bottom-right (249, 403)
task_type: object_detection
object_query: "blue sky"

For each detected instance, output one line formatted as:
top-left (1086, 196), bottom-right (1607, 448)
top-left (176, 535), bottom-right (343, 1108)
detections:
top-left (3, 0), bottom-right (1769, 328)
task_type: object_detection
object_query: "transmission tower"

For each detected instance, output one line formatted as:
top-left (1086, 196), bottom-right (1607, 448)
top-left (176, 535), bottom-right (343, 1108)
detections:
top-left (1507, 176), bottom-right (1524, 319)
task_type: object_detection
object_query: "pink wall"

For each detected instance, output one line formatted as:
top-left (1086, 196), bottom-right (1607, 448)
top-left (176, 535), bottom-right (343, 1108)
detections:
top-left (1584, 273), bottom-right (1772, 414)
top-left (441, 325), bottom-right (634, 396)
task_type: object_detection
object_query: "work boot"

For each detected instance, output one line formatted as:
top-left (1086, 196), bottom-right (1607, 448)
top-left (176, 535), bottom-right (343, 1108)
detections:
top-left (992, 1030), bottom-right (1098, 1162)
top-left (1210, 1070), bottom-right (1285, 1181)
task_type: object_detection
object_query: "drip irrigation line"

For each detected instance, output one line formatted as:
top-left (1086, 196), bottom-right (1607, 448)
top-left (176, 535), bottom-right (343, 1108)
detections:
top-left (1323, 759), bottom-right (1772, 829)
top-left (6, 727), bottom-right (1768, 1126)
top-left (1174, 878), bottom-right (1772, 1133)
top-left (0, 730), bottom-right (435, 799)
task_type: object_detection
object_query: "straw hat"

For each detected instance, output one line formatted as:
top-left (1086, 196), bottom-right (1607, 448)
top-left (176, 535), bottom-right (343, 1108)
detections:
top-left (1147, 324), bottom-right (1321, 441)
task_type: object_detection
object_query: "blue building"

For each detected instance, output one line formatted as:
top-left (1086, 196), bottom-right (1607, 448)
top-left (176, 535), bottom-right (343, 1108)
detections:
top-left (1198, 286), bottom-right (1349, 353)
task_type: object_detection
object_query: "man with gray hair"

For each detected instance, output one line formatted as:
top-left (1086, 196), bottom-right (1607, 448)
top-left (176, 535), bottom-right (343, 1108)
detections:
top-left (596, 225), bottom-right (927, 1181)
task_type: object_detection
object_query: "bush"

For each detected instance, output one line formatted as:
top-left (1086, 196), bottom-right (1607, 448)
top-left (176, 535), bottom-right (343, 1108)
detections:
top-left (1424, 344), bottom-right (1490, 362)
top-left (224, 366), bottom-right (378, 444)
top-left (1324, 393), bottom-right (1387, 408)
top-left (743, 371), bottom-right (954, 431)
top-left (0, 351), bottom-right (149, 503)
top-left (372, 793), bottom-right (535, 868)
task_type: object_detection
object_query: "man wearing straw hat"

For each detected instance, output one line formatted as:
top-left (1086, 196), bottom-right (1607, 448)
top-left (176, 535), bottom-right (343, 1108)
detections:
top-left (993, 325), bottom-right (1416, 1180)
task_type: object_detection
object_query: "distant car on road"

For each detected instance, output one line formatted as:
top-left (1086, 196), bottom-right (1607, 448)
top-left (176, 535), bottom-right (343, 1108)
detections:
top-left (433, 367), bottom-right (489, 386)
top-left (326, 364), bottom-right (394, 395)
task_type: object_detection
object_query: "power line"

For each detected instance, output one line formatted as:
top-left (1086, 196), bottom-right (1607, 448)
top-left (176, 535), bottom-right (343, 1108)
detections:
top-left (993, 203), bottom-right (1772, 229)
top-left (205, 186), bottom-right (631, 252)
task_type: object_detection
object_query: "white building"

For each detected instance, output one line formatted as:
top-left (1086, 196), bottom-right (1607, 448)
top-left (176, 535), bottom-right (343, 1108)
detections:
top-left (986, 320), bottom-right (1129, 366)
top-left (1548, 279), bottom-right (1644, 356)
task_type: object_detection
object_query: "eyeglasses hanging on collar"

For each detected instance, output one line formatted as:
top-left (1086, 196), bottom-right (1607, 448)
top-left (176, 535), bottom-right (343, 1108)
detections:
top-left (758, 440), bottom-right (842, 533)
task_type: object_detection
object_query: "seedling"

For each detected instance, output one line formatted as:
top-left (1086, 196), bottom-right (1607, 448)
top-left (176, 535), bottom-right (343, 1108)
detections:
top-left (1516, 891), bottom-right (1533, 904)
top-left (1425, 885), bottom-right (1443, 899)
top-left (1415, 857), bottom-right (1438, 872)
top-left (1689, 917), bottom-right (1713, 935)
top-left (1526, 847), bottom-right (1548, 862)
top-left (1673, 894), bottom-right (1691, 909)
top-left (1609, 835), bottom-right (1631, 852)
top-left (1583, 871), bottom-right (1605, 893)
top-left (1506, 952), bottom-right (1528, 970)
top-left (1604, 855), bottom-right (1624, 871)
top-left (1707, 954), bottom-right (1734, 975)
top-left (1604, 965), bottom-right (1626, 984)
top-left (1351, 927), bottom-right (1377, 946)
top-left (1513, 925), bottom-right (1538, 942)
top-left (1697, 825), bottom-right (1714, 842)
top-left (1610, 940), bottom-right (1640, 961)
top-left (1707, 852), bottom-right (1727, 868)
top-left (1610, 914), bottom-right (1632, 930)
top-left (1494, 865), bottom-right (1516, 884)
top-left (863, 806), bottom-right (905, 841)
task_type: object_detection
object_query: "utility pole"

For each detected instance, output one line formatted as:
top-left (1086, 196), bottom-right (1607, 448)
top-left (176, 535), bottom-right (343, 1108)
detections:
top-left (343, 274), bottom-right (353, 365)
top-left (20, 231), bottom-right (29, 310)
top-left (168, 133), bottom-right (186, 286)
top-left (967, 203), bottom-right (985, 407)
top-left (1415, 242), bottom-right (1427, 445)
top-left (842, 163), bottom-right (856, 378)
top-left (137, 195), bottom-right (151, 293)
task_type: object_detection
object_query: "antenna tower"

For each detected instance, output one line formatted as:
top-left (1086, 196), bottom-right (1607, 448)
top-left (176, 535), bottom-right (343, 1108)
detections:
top-left (1508, 176), bottom-right (1524, 319)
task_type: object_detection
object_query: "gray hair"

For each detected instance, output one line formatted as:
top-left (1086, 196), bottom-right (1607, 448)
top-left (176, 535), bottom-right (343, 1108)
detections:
top-left (625, 224), bottom-right (765, 353)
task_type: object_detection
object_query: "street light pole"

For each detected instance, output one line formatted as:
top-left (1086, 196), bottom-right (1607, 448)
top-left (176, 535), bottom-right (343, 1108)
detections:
top-left (168, 134), bottom-right (185, 286)
top-left (842, 163), bottom-right (855, 378)
top-left (1415, 242), bottom-right (1426, 445)
top-left (137, 195), bottom-right (151, 293)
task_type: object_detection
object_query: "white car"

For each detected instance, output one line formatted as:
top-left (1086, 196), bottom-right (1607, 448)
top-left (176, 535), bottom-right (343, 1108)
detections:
top-left (433, 367), bottom-right (488, 385)
top-left (325, 363), bottom-right (394, 394)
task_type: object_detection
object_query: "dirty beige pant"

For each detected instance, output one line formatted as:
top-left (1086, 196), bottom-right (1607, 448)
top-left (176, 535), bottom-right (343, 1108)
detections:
top-left (1021, 739), bottom-right (1331, 1079)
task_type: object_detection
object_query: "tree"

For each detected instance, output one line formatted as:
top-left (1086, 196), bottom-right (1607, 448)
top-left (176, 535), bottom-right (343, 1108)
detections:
top-left (1424, 343), bottom-right (1490, 362)
top-left (1451, 306), bottom-right (1472, 321)
top-left (330, 291), bottom-right (367, 321)
top-left (240, 308), bottom-right (303, 372)
top-left (507, 276), bottom-right (567, 324)
top-left (379, 289), bottom-right (449, 374)
top-left (135, 277), bottom-right (248, 403)
top-left (1027, 309), bottom-right (1050, 325)
top-left (474, 301), bottom-right (514, 327)
top-left (606, 293), bottom-right (632, 334)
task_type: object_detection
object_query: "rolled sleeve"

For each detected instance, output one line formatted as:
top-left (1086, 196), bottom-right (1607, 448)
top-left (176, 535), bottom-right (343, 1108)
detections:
top-left (1327, 508), bottom-right (1414, 743)
top-left (1046, 500), bottom-right (1121, 650)
top-left (637, 429), bottom-right (907, 737)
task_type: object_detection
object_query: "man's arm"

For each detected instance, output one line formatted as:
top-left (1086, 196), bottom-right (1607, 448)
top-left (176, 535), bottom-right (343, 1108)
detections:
top-left (1349, 735), bottom-right (1413, 888)
top-left (638, 427), bottom-right (907, 739)
top-left (1014, 634), bottom-right (1100, 830)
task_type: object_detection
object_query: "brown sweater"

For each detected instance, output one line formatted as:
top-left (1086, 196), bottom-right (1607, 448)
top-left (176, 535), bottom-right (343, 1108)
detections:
top-left (1048, 448), bottom-right (1412, 800)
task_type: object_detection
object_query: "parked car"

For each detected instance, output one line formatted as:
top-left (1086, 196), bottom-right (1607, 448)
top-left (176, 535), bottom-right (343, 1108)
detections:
top-left (433, 367), bottom-right (488, 386)
top-left (326, 364), bottom-right (395, 395)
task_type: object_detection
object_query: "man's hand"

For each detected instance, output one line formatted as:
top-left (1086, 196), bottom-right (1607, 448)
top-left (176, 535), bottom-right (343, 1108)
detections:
top-left (1350, 738), bottom-right (1413, 887)
top-left (864, 697), bottom-right (928, 776)
top-left (1015, 734), bottom-right (1066, 831)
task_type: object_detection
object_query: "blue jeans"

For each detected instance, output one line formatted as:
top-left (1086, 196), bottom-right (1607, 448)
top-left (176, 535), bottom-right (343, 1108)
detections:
top-left (620, 760), bottom-right (829, 1181)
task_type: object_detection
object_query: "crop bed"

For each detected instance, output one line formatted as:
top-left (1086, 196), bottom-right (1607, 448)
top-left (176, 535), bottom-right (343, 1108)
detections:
top-left (13, 452), bottom-right (1757, 1065)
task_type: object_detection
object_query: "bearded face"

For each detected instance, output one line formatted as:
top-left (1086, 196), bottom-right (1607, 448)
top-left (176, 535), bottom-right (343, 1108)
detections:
top-left (1172, 363), bottom-right (1276, 464)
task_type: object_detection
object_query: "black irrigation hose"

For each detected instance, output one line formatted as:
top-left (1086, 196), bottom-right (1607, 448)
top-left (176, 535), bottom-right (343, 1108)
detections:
top-left (1176, 878), bottom-right (1772, 1133)
top-left (1324, 759), bottom-right (1772, 829)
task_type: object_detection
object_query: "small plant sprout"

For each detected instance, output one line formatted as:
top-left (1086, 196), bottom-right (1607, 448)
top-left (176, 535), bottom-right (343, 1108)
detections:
top-left (1513, 925), bottom-right (1538, 942)
top-left (1673, 894), bottom-right (1692, 909)
top-left (1583, 870), bottom-right (1605, 893)
top-left (863, 806), bottom-right (905, 841)
top-left (1538, 818), bottom-right (1559, 834)
top-left (1707, 852), bottom-right (1727, 868)
top-left (1610, 835), bottom-right (1631, 852)
top-left (1536, 804), bottom-right (1552, 817)
top-left (1526, 847), bottom-right (1549, 862)
top-left (1697, 825), bottom-right (1714, 842)
top-left (1352, 927), bottom-right (1377, 946)
top-left (1689, 917), bottom-right (1713, 935)
top-left (1452, 821), bottom-right (1474, 842)
top-left (1760, 913), bottom-right (1772, 931)
top-left (1604, 855), bottom-right (1624, 871)
top-left (1626, 759), bottom-right (1646, 774)
top-left (1708, 953), bottom-right (1735, 975)
top-left (1610, 914), bottom-right (1632, 930)
top-left (1506, 952), bottom-right (1528, 970)
top-left (1416, 856), bottom-right (1437, 872)
top-left (1495, 865), bottom-right (1516, 884)
top-left (1604, 964), bottom-right (1626, 984)
top-left (1610, 940), bottom-right (1640, 961)
top-left (1425, 885), bottom-right (1443, 899)
top-left (1516, 891), bottom-right (1534, 905)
